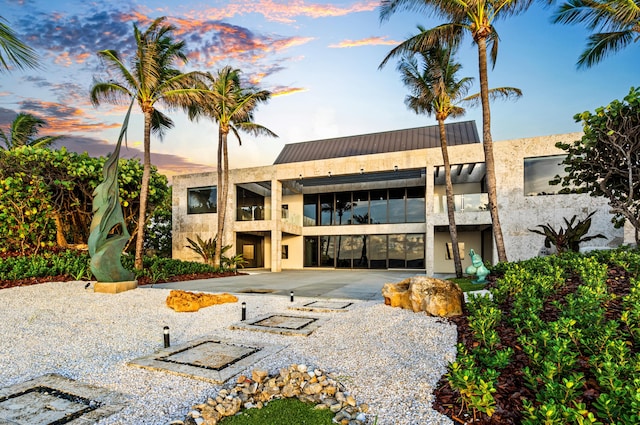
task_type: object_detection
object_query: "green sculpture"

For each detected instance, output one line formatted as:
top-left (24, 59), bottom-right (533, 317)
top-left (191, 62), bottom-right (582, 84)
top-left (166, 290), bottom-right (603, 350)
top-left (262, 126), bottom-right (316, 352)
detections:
top-left (464, 248), bottom-right (490, 284)
top-left (88, 98), bottom-right (135, 283)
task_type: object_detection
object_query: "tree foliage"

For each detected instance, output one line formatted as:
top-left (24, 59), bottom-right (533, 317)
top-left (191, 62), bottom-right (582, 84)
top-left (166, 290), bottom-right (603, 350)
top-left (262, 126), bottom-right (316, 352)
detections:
top-left (0, 147), bottom-right (170, 254)
top-left (554, 86), bottom-right (640, 244)
top-left (553, 0), bottom-right (640, 68)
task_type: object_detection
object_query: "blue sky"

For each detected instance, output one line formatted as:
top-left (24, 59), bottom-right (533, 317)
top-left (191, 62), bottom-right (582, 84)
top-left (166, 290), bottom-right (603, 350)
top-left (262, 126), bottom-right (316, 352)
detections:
top-left (1, 0), bottom-right (638, 177)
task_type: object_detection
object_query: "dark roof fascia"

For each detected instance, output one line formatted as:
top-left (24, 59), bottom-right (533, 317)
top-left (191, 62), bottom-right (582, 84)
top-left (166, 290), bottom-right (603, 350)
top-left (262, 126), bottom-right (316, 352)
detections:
top-left (273, 120), bottom-right (479, 165)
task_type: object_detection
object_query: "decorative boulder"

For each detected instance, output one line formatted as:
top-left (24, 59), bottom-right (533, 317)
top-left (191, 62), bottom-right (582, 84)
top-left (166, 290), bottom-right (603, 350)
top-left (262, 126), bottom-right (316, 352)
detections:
top-left (382, 276), bottom-right (464, 317)
top-left (166, 290), bottom-right (238, 312)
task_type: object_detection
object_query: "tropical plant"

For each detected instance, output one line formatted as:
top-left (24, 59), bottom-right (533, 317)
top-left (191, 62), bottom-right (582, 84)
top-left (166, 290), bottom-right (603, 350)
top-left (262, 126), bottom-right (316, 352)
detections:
top-left (0, 113), bottom-right (63, 150)
top-left (185, 234), bottom-right (232, 267)
top-left (90, 16), bottom-right (202, 270)
top-left (0, 16), bottom-right (38, 72)
top-left (554, 87), bottom-right (640, 244)
top-left (529, 211), bottom-right (606, 254)
top-left (222, 253), bottom-right (248, 274)
top-left (379, 0), bottom-right (533, 263)
top-left (553, 0), bottom-right (640, 68)
top-left (187, 66), bottom-right (277, 267)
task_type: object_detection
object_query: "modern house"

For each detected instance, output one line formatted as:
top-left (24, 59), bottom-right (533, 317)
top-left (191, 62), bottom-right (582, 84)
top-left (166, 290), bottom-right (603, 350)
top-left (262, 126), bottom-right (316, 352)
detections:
top-left (171, 120), bottom-right (623, 274)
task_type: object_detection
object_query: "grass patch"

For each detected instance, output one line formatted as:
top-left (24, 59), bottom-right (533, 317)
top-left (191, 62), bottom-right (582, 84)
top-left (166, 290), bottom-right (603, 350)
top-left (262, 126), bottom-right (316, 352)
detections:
top-left (447, 276), bottom-right (487, 292)
top-left (218, 398), bottom-right (334, 425)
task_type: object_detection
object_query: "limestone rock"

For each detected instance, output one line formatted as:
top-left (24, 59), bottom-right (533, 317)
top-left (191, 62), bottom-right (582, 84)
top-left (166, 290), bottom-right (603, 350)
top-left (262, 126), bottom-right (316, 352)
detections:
top-left (382, 276), bottom-right (464, 317)
top-left (166, 290), bottom-right (238, 312)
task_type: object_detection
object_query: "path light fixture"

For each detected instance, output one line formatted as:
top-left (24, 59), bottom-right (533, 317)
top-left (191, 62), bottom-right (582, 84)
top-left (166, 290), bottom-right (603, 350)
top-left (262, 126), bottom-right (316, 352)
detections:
top-left (394, 165), bottom-right (398, 172)
top-left (360, 168), bottom-right (364, 174)
top-left (241, 302), bottom-right (247, 321)
top-left (328, 171), bottom-right (331, 177)
top-left (290, 291), bottom-right (294, 302)
top-left (163, 326), bottom-right (170, 348)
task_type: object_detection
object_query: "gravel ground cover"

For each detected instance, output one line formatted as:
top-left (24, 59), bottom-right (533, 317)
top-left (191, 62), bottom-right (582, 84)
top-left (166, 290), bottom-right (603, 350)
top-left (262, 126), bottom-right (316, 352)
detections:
top-left (0, 281), bottom-right (457, 425)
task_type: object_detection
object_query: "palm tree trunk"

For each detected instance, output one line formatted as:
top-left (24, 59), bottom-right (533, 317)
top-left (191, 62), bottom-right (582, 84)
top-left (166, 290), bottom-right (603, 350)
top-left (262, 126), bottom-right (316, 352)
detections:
top-left (53, 212), bottom-right (68, 248)
top-left (213, 130), bottom-right (226, 267)
top-left (134, 111), bottom-right (152, 270)
top-left (439, 119), bottom-right (463, 277)
top-left (477, 36), bottom-right (508, 263)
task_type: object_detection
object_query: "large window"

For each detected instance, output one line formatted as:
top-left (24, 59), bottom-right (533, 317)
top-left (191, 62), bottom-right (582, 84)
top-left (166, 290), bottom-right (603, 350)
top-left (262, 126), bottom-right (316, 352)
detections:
top-left (237, 187), bottom-right (265, 221)
top-left (304, 233), bottom-right (424, 269)
top-left (303, 187), bottom-right (424, 226)
top-left (524, 155), bottom-right (567, 196)
top-left (187, 186), bottom-right (216, 214)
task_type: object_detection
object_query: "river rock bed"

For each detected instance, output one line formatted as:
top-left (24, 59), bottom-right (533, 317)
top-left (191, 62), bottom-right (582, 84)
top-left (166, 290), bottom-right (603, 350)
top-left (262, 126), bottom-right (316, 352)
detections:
top-left (0, 281), bottom-right (457, 424)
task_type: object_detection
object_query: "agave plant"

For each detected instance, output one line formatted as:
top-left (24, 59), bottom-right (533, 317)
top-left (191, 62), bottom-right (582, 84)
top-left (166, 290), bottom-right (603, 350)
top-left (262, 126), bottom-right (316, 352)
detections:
top-left (185, 235), bottom-right (231, 267)
top-left (529, 211), bottom-right (606, 254)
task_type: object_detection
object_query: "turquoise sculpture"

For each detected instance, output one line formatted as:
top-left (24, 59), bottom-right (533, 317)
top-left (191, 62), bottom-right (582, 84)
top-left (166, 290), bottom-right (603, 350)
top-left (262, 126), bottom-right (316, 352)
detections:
top-left (88, 98), bottom-right (135, 283)
top-left (465, 249), bottom-right (490, 284)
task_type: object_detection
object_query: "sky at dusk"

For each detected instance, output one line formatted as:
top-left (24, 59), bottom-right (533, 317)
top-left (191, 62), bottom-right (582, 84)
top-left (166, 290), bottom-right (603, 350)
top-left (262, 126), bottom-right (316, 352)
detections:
top-left (1, 0), bottom-right (638, 178)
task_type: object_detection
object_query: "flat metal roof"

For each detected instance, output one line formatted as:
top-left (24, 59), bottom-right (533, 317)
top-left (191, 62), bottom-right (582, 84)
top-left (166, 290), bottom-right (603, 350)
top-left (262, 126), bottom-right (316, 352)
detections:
top-left (273, 120), bottom-right (480, 165)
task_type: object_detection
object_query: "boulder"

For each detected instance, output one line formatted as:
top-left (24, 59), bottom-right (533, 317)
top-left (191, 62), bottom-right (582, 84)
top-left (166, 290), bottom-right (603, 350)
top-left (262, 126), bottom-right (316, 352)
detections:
top-left (166, 290), bottom-right (238, 312)
top-left (382, 276), bottom-right (464, 317)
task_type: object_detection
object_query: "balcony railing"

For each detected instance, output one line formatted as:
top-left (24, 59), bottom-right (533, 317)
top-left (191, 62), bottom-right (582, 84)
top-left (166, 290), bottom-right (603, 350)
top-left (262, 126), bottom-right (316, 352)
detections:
top-left (435, 193), bottom-right (489, 213)
top-left (237, 206), bottom-right (270, 221)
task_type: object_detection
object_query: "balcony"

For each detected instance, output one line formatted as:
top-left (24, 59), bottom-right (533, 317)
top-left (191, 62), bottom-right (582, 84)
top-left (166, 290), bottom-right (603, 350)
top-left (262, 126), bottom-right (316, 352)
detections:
top-left (435, 193), bottom-right (488, 213)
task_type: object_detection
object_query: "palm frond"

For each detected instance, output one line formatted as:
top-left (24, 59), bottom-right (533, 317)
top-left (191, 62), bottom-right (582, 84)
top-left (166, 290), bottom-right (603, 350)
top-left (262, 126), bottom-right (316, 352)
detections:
top-left (0, 17), bottom-right (38, 72)
top-left (577, 29), bottom-right (635, 68)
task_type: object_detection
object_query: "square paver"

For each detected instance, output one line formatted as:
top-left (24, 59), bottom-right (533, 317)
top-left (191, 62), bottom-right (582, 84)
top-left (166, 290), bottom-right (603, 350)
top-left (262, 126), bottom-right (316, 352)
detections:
top-left (230, 314), bottom-right (325, 336)
top-left (290, 300), bottom-right (353, 313)
top-left (0, 374), bottom-right (127, 425)
top-left (128, 337), bottom-right (283, 384)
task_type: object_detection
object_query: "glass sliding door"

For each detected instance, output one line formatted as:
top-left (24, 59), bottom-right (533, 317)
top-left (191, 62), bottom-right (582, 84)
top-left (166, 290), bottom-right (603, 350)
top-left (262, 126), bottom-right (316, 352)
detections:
top-left (336, 235), bottom-right (352, 268)
top-left (388, 188), bottom-right (405, 223)
top-left (320, 235), bottom-right (336, 267)
top-left (320, 194), bottom-right (333, 226)
top-left (388, 234), bottom-right (406, 268)
top-left (303, 194), bottom-right (318, 226)
top-left (406, 186), bottom-right (425, 222)
top-left (335, 192), bottom-right (352, 225)
top-left (369, 189), bottom-right (387, 224)
top-left (351, 191), bottom-right (369, 224)
top-left (368, 235), bottom-right (387, 269)
top-left (303, 236), bottom-right (319, 267)
top-left (406, 233), bottom-right (425, 268)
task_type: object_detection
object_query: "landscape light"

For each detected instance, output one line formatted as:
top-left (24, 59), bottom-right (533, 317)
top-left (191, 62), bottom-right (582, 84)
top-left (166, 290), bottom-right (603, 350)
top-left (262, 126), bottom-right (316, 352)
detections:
top-left (163, 326), bottom-right (170, 348)
top-left (241, 302), bottom-right (247, 321)
top-left (290, 291), bottom-right (294, 302)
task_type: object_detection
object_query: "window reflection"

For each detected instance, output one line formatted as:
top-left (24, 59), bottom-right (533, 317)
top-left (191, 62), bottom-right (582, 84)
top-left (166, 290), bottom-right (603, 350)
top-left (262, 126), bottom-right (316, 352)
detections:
top-left (187, 186), bottom-right (217, 214)
top-left (524, 155), bottom-right (568, 196)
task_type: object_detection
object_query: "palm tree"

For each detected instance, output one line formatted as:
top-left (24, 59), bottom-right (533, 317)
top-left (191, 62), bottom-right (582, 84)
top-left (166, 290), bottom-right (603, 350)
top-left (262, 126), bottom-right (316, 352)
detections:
top-left (553, 0), bottom-right (640, 68)
top-left (380, 0), bottom-right (534, 263)
top-left (188, 67), bottom-right (277, 268)
top-left (0, 113), bottom-right (63, 150)
top-left (395, 40), bottom-right (472, 277)
top-left (90, 16), bottom-right (202, 270)
top-left (0, 16), bottom-right (38, 72)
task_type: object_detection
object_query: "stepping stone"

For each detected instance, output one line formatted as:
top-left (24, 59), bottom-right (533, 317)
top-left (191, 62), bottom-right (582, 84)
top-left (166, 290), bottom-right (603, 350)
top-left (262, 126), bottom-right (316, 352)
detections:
top-left (0, 373), bottom-right (127, 425)
top-left (128, 337), bottom-right (283, 384)
top-left (290, 300), bottom-right (354, 313)
top-left (230, 314), bottom-right (325, 336)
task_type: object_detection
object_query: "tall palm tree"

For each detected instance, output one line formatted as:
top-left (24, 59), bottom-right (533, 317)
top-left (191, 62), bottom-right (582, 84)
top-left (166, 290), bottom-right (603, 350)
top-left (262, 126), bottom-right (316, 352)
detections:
top-left (553, 0), bottom-right (640, 68)
top-left (380, 0), bottom-right (534, 263)
top-left (91, 16), bottom-right (202, 270)
top-left (396, 40), bottom-right (472, 277)
top-left (0, 113), bottom-right (63, 150)
top-left (0, 16), bottom-right (38, 72)
top-left (188, 67), bottom-right (277, 268)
